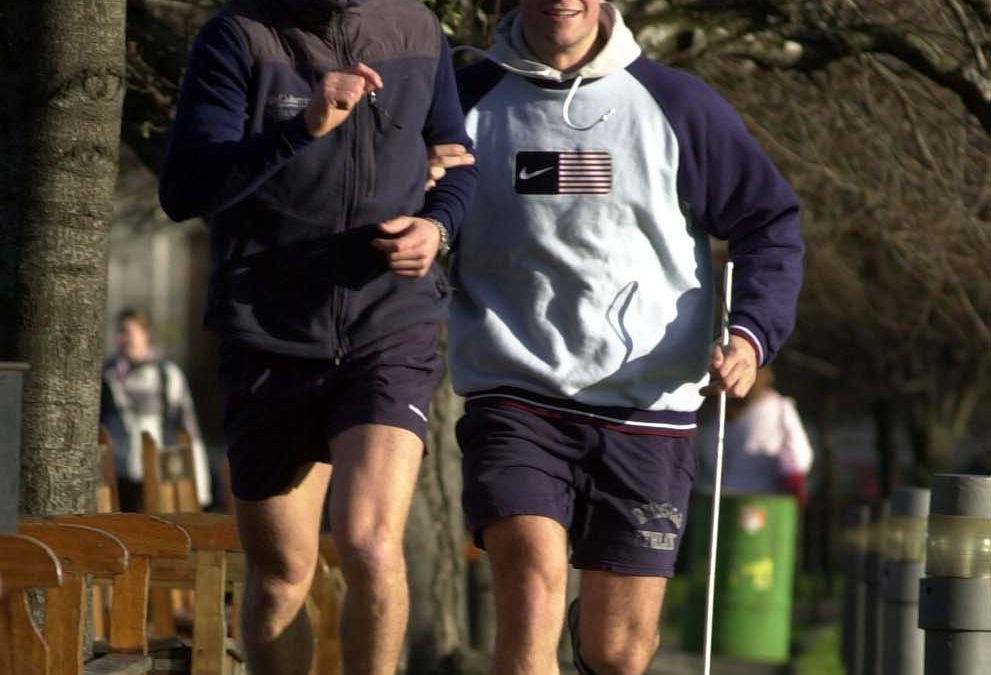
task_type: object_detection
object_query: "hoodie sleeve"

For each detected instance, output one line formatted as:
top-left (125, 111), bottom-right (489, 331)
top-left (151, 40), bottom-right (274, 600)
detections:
top-left (692, 88), bottom-right (803, 367)
top-left (416, 36), bottom-right (479, 246)
top-left (158, 17), bottom-right (316, 222)
top-left (628, 59), bottom-right (803, 365)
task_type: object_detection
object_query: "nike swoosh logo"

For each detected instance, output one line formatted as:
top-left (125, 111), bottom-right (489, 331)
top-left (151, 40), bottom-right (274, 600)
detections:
top-left (518, 165), bottom-right (554, 181)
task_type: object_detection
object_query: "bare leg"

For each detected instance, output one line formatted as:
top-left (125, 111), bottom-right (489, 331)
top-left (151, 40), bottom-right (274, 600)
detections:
top-left (577, 572), bottom-right (667, 675)
top-left (329, 424), bottom-right (423, 675)
top-left (236, 461), bottom-right (332, 675)
top-left (485, 515), bottom-right (569, 675)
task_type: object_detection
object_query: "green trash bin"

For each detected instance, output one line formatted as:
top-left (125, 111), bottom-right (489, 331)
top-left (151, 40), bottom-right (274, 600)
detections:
top-left (681, 490), bottom-right (798, 663)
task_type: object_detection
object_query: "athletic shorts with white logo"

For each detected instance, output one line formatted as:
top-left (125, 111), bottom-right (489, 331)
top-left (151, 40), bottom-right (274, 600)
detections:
top-left (459, 399), bottom-right (697, 577)
top-left (220, 323), bottom-right (442, 500)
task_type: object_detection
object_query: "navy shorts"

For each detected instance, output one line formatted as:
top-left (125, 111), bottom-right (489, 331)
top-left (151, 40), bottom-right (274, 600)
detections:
top-left (459, 400), bottom-right (697, 577)
top-left (220, 323), bottom-right (443, 500)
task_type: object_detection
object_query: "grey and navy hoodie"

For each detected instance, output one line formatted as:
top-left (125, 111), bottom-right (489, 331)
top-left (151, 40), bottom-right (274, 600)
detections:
top-left (159, 0), bottom-right (477, 360)
top-left (449, 5), bottom-right (803, 436)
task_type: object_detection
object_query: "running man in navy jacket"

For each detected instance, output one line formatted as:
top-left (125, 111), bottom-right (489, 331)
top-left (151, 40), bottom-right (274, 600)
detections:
top-left (449, 2), bottom-right (803, 673)
top-left (159, 1), bottom-right (476, 672)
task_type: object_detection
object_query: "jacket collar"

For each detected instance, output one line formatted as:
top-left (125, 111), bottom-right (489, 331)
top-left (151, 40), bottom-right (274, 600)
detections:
top-left (281, 0), bottom-right (359, 28)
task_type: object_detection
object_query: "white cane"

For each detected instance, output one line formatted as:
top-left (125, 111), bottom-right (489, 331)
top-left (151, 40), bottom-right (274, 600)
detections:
top-left (702, 260), bottom-right (733, 675)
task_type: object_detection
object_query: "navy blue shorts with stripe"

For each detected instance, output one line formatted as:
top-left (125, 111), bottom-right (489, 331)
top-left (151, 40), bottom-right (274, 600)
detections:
top-left (219, 323), bottom-right (442, 501)
top-left (459, 399), bottom-right (697, 577)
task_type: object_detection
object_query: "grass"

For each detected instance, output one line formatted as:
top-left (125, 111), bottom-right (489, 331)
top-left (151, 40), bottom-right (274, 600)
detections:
top-left (794, 623), bottom-right (843, 675)
top-left (661, 570), bottom-right (846, 672)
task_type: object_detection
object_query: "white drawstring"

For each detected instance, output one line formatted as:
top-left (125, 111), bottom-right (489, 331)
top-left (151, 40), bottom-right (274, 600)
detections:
top-left (453, 47), bottom-right (617, 131)
top-left (562, 75), bottom-right (616, 131)
top-left (451, 45), bottom-right (550, 77)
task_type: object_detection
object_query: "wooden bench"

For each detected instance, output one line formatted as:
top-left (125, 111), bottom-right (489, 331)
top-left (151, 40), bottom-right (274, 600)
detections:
top-left (0, 533), bottom-right (63, 675)
top-left (51, 513), bottom-right (191, 656)
top-left (151, 512), bottom-right (245, 675)
top-left (18, 519), bottom-right (135, 675)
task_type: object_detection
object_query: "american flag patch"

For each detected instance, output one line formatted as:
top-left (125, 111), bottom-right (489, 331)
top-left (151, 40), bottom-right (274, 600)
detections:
top-left (514, 150), bottom-right (612, 195)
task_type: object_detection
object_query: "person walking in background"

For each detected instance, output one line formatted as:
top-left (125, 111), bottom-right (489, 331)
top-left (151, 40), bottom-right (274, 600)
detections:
top-left (697, 366), bottom-right (814, 505)
top-left (100, 307), bottom-right (213, 510)
top-left (158, 0), bottom-right (477, 673)
top-left (448, 1), bottom-right (804, 673)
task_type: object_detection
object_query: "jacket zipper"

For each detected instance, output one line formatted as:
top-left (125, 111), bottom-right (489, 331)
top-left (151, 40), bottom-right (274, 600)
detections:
top-left (362, 99), bottom-right (377, 199)
top-left (331, 10), bottom-right (353, 365)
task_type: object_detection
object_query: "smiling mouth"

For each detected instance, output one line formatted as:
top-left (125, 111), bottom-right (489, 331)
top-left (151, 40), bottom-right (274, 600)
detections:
top-left (544, 9), bottom-right (581, 18)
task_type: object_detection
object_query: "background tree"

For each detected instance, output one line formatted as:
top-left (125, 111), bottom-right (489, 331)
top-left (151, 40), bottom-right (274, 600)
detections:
top-left (649, 0), bottom-right (991, 487)
top-left (1, 0), bottom-right (127, 514)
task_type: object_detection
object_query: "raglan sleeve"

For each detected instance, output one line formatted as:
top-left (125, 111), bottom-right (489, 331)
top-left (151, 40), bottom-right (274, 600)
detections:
top-left (682, 84), bottom-right (804, 366)
top-left (158, 17), bottom-right (316, 222)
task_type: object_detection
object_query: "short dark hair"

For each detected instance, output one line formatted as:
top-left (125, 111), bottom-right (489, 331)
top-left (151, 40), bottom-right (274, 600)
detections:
top-left (117, 307), bottom-right (151, 332)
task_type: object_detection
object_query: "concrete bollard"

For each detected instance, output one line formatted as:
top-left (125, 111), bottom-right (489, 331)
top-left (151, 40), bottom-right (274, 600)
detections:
top-left (920, 474), bottom-right (991, 675)
top-left (864, 499), bottom-right (890, 675)
top-left (843, 503), bottom-right (872, 675)
top-left (0, 362), bottom-right (29, 533)
top-left (880, 486), bottom-right (930, 675)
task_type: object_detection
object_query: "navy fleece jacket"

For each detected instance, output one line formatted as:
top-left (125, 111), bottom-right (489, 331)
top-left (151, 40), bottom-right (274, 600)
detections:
top-left (159, 0), bottom-right (477, 359)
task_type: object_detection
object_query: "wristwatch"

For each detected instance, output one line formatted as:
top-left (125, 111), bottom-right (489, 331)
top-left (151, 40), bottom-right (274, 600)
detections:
top-left (423, 216), bottom-right (450, 256)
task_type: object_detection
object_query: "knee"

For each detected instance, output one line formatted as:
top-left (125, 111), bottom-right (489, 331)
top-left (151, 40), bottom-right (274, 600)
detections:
top-left (500, 562), bottom-right (565, 602)
top-left (582, 628), bottom-right (659, 675)
top-left (335, 532), bottom-right (404, 584)
top-left (491, 558), bottom-right (567, 622)
top-left (246, 548), bottom-right (317, 616)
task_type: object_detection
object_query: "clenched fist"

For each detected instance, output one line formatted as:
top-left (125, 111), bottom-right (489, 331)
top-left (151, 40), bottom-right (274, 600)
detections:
top-left (371, 216), bottom-right (443, 277)
top-left (304, 63), bottom-right (383, 137)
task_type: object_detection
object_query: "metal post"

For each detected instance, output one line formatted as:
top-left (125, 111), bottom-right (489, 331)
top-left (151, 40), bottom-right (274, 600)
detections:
top-left (843, 503), bottom-right (871, 675)
top-left (881, 486), bottom-right (930, 675)
top-left (864, 499), bottom-right (890, 675)
top-left (0, 362), bottom-right (29, 533)
top-left (920, 474), bottom-right (991, 675)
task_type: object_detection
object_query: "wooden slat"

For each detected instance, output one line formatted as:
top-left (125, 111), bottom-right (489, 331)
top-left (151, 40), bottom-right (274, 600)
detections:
top-left (97, 425), bottom-right (121, 513)
top-left (109, 556), bottom-right (151, 653)
top-left (1, 590), bottom-right (50, 675)
top-left (141, 432), bottom-right (162, 514)
top-left (50, 513), bottom-right (191, 559)
top-left (0, 534), bottom-right (62, 675)
top-left (0, 533), bottom-right (63, 590)
top-left (190, 550), bottom-right (227, 675)
top-left (45, 575), bottom-right (86, 675)
top-left (310, 555), bottom-right (344, 675)
top-left (156, 512), bottom-right (241, 552)
top-left (150, 551), bottom-right (244, 587)
top-left (148, 586), bottom-right (178, 639)
top-left (19, 521), bottom-right (129, 576)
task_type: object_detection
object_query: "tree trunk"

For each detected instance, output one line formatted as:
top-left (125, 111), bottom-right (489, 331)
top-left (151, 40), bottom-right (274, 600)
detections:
top-left (0, 0), bottom-right (126, 515)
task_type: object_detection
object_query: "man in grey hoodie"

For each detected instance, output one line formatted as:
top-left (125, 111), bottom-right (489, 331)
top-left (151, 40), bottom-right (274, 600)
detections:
top-left (451, 1), bottom-right (804, 673)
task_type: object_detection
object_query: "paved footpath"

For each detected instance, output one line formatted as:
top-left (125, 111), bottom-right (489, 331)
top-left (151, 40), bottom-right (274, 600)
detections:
top-left (559, 648), bottom-right (793, 675)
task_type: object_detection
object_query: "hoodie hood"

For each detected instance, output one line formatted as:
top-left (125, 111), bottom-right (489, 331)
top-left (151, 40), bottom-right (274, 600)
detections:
top-left (487, 3), bottom-right (641, 82)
